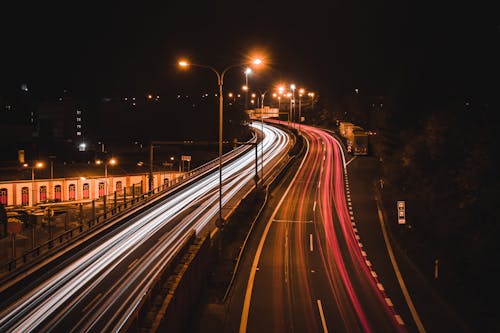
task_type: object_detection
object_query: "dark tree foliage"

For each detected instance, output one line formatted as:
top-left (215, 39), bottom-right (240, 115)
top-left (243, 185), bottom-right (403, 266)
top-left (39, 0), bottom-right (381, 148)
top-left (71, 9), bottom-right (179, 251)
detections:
top-left (376, 99), bottom-right (499, 331)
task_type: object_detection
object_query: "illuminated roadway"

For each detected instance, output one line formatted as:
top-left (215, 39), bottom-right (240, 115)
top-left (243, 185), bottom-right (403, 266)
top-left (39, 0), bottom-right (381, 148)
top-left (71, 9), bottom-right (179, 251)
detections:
top-left (0, 122), bottom-right (290, 332)
top-left (239, 123), bottom-right (407, 332)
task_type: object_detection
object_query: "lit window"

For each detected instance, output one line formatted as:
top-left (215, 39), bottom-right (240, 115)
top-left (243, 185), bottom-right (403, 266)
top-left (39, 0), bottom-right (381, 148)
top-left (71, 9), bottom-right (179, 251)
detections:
top-left (76, 124), bottom-right (81, 129)
top-left (76, 110), bottom-right (82, 115)
top-left (76, 117), bottom-right (82, 122)
top-left (76, 131), bottom-right (81, 136)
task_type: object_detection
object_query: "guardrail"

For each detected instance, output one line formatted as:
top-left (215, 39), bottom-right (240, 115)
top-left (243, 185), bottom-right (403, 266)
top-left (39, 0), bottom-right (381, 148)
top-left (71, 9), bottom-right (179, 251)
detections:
top-left (0, 134), bottom-right (257, 277)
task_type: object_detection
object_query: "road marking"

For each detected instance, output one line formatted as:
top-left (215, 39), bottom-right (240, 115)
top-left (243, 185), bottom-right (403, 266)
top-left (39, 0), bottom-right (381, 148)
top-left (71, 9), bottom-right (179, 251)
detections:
top-left (317, 299), bottom-right (329, 333)
top-left (376, 196), bottom-right (427, 332)
top-left (284, 229), bottom-right (289, 284)
top-left (82, 293), bottom-right (102, 313)
top-left (309, 234), bottom-right (314, 252)
top-left (239, 134), bottom-right (310, 333)
top-left (313, 200), bottom-right (317, 212)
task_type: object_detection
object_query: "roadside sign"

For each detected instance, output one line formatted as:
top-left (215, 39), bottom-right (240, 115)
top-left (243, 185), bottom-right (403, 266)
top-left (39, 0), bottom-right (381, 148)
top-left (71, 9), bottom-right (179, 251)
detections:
top-left (397, 200), bottom-right (406, 224)
top-left (181, 155), bottom-right (191, 162)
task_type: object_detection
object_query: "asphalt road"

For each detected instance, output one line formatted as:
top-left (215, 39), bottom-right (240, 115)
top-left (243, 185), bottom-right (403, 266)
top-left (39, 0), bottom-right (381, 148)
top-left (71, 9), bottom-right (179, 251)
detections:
top-left (0, 123), bottom-right (291, 332)
top-left (234, 124), bottom-right (407, 333)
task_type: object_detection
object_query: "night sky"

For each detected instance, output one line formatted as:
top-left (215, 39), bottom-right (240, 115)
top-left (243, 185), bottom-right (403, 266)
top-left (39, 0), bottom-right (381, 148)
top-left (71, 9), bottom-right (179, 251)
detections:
top-left (1, 1), bottom-right (496, 103)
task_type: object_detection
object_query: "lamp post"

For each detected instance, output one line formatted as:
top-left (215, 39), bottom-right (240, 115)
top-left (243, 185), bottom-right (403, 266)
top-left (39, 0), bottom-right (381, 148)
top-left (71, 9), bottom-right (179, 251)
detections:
top-left (286, 92), bottom-right (292, 127)
top-left (298, 88), bottom-right (305, 133)
top-left (96, 158), bottom-right (116, 196)
top-left (308, 92), bottom-right (315, 109)
top-left (290, 84), bottom-right (296, 127)
top-left (25, 162), bottom-right (44, 206)
top-left (244, 67), bottom-right (252, 110)
top-left (179, 58), bottom-right (262, 227)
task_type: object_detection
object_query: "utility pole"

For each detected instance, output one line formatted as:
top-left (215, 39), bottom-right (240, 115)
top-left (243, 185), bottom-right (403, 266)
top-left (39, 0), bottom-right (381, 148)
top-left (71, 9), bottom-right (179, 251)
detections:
top-left (149, 143), bottom-right (154, 192)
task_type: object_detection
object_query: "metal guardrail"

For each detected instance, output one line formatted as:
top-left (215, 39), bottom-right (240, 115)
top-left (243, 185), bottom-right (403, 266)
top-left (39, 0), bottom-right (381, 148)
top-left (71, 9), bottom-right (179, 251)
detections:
top-left (0, 134), bottom-right (257, 276)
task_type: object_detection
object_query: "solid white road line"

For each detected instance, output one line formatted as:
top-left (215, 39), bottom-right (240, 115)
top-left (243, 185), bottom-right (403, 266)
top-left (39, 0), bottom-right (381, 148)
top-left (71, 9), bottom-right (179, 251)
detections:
top-left (317, 299), bottom-right (329, 333)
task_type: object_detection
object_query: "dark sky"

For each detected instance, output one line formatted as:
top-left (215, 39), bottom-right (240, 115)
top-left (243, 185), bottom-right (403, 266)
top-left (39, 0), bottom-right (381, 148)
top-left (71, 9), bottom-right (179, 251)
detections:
top-left (1, 1), bottom-right (497, 101)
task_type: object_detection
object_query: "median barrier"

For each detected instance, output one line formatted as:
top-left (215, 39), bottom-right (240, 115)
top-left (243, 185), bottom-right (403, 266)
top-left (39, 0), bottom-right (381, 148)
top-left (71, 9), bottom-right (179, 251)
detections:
top-left (129, 232), bottom-right (211, 333)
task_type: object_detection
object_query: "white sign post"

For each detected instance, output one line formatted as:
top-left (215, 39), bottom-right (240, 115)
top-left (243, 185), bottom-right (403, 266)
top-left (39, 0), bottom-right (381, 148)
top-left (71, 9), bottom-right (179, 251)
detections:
top-left (397, 200), bottom-right (406, 224)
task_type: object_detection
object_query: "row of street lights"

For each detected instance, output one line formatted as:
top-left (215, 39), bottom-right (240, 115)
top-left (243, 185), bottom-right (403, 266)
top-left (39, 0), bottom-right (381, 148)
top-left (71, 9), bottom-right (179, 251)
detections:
top-left (178, 56), bottom-right (317, 228)
top-left (23, 157), bottom-right (118, 206)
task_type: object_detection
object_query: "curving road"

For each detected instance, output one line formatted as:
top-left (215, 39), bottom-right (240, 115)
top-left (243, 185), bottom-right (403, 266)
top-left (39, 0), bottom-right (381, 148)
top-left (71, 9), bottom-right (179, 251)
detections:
top-left (0, 122), bottom-right (290, 332)
top-left (240, 123), bottom-right (407, 332)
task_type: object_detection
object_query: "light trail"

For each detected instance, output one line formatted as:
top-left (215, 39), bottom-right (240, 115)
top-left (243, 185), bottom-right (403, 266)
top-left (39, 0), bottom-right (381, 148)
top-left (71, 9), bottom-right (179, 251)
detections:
top-left (0, 122), bottom-right (289, 332)
top-left (241, 120), bottom-right (406, 332)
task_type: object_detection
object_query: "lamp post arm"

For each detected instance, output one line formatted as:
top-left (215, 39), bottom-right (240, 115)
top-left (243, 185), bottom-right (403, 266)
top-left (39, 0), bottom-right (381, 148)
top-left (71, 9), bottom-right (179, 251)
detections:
top-left (189, 63), bottom-right (222, 85)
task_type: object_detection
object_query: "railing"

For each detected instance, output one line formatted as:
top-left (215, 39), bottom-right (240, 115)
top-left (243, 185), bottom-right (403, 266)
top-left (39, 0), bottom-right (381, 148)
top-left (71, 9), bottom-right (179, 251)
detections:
top-left (0, 134), bottom-right (257, 276)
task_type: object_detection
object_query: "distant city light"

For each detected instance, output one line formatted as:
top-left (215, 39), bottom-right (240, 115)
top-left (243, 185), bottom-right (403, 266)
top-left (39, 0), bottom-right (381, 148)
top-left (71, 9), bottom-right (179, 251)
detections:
top-left (79, 143), bottom-right (86, 151)
top-left (21, 84), bottom-right (28, 92)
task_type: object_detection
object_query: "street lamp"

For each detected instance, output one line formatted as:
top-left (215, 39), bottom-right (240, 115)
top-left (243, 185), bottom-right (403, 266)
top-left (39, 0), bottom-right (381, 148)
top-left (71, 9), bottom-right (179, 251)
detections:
top-left (244, 67), bottom-right (252, 110)
top-left (286, 92), bottom-right (292, 127)
top-left (178, 57), bottom-right (262, 227)
top-left (290, 84), bottom-right (296, 127)
top-left (24, 162), bottom-right (44, 206)
top-left (96, 158), bottom-right (117, 196)
top-left (298, 88), bottom-right (305, 132)
top-left (308, 92), bottom-right (316, 109)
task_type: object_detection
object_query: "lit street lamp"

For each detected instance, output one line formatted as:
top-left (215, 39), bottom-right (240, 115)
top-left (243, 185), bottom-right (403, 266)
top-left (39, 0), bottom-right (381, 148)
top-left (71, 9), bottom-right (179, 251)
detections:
top-left (244, 67), bottom-right (252, 110)
top-left (290, 84), bottom-right (296, 127)
top-left (178, 57), bottom-right (262, 227)
top-left (96, 158), bottom-right (117, 196)
top-left (298, 88), bottom-right (305, 132)
top-left (308, 92), bottom-right (316, 109)
top-left (24, 162), bottom-right (44, 206)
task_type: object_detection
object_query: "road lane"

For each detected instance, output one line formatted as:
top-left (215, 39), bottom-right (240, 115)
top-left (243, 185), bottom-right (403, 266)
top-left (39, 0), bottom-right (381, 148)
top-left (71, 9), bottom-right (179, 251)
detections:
top-left (241, 123), bottom-right (407, 332)
top-left (0, 122), bottom-right (290, 332)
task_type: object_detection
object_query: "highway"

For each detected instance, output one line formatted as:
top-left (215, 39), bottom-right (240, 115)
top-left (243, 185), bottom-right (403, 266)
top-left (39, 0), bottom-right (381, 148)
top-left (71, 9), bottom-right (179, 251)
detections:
top-left (239, 123), bottom-right (407, 332)
top-left (0, 122), bottom-right (290, 332)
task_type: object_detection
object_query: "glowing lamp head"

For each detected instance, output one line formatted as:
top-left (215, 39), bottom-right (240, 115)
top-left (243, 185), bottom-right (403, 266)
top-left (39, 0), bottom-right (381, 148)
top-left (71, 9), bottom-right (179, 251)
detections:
top-left (252, 58), bottom-right (262, 65)
top-left (109, 158), bottom-right (117, 166)
top-left (245, 67), bottom-right (252, 75)
top-left (35, 162), bottom-right (44, 168)
top-left (178, 60), bottom-right (189, 67)
top-left (290, 84), bottom-right (296, 91)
